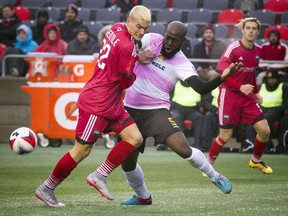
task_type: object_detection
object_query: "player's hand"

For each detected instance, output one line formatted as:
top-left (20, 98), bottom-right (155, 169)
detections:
top-left (240, 84), bottom-right (254, 95)
top-left (138, 50), bottom-right (155, 64)
top-left (221, 62), bottom-right (243, 81)
top-left (254, 93), bottom-right (263, 104)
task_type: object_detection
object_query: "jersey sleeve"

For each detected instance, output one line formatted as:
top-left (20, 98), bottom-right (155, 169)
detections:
top-left (140, 33), bottom-right (163, 53)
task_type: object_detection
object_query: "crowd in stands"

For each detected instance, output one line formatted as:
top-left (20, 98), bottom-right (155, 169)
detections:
top-left (0, 0), bottom-right (287, 153)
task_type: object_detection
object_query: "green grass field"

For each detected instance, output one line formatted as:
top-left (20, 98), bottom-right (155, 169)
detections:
top-left (0, 144), bottom-right (287, 216)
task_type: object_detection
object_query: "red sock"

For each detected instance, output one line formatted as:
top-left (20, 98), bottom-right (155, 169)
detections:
top-left (97, 141), bottom-right (137, 176)
top-left (208, 137), bottom-right (226, 164)
top-left (44, 152), bottom-right (77, 189)
top-left (252, 137), bottom-right (266, 161)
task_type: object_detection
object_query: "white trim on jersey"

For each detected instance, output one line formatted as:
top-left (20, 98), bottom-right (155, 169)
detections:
top-left (224, 40), bottom-right (240, 58)
top-left (218, 88), bottom-right (226, 126)
top-left (81, 114), bottom-right (97, 141)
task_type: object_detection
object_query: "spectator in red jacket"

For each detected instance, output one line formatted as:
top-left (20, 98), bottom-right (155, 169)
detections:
top-left (261, 28), bottom-right (287, 61)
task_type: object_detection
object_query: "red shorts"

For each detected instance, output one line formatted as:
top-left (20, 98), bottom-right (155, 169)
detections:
top-left (218, 88), bottom-right (265, 128)
top-left (75, 108), bottom-right (134, 144)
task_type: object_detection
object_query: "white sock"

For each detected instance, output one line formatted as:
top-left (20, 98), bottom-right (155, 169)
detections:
top-left (123, 164), bottom-right (150, 199)
top-left (186, 147), bottom-right (218, 180)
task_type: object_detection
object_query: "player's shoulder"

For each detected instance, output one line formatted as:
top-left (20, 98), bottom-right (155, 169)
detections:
top-left (223, 40), bottom-right (241, 57)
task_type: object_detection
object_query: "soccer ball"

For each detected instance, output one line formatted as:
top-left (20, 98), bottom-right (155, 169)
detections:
top-left (9, 127), bottom-right (37, 155)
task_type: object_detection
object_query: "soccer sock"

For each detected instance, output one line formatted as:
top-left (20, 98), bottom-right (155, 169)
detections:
top-left (97, 141), bottom-right (137, 177)
top-left (44, 152), bottom-right (77, 190)
top-left (208, 136), bottom-right (226, 165)
top-left (251, 137), bottom-right (266, 162)
top-left (186, 147), bottom-right (218, 180)
top-left (124, 163), bottom-right (150, 199)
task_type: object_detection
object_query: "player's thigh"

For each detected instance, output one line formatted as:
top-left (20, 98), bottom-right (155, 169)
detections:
top-left (119, 123), bottom-right (143, 146)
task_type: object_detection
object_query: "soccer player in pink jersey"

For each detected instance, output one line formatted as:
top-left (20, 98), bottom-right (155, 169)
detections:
top-left (207, 17), bottom-right (273, 174)
top-left (120, 21), bottom-right (242, 205)
top-left (35, 5), bottom-right (154, 207)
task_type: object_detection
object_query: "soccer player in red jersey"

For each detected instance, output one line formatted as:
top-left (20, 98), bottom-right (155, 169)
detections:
top-left (207, 17), bottom-right (273, 174)
top-left (35, 5), bottom-right (154, 207)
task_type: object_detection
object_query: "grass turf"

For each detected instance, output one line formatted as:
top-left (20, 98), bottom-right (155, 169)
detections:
top-left (0, 144), bottom-right (287, 216)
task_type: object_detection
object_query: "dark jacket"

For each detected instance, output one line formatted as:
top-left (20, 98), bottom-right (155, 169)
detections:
top-left (59, 19), bottom-right (83, 43)
top-left (67, 37), bottom-right (99, 55)
top-left (0, 15), bottom-right (22, 46)
top-left (192, 39), bottom-right (226, 69)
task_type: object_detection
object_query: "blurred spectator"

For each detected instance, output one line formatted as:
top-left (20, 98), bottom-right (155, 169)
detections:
top-left (201, 87), bottom-right (220, 152)
top-left (111, 0), bottom-right (138, 20)
top-left (59, 3), bottom-right (83, 43)
top-left (0, 3), bottom-right (22, 47)
top-left (1, 24), bottom-right (38, 77)
top-left (35, 24), bottom-right (67, 55)
top-left (244, 69), bottom-right (288, 154)
top-left (170, 80), bottom-right (205, 151)
top-left (240, 0), bottom-right (262, 15)
top-left (0, 43), bottom-right (6, 59)
top-left (67, 25), bottom-right (99, 55)
top-left (191, 25), bottom-right (226, 81)
top-left (97, 24), bottom-right (112, 48)
top-left (31, 9), bottom-right (50, 45)
top-left (35, 24), bottom-right (67, 76)
top-left (261, 28), bottom-right (287, 61)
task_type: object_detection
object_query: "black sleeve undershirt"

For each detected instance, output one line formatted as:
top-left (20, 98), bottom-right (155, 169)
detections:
top-left (185, 75), bottom-right (223, 95)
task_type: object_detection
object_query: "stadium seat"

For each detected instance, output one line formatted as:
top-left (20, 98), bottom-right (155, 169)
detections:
top-left (172, 0), bottom-right (198, 12)
top-left (85, 21), bottom-right (103, 39)
top-left (221, 38), bottom-right (237, 47)
top-left (186, 8), bottom-right (213, 25)
top-left (142, 0), bottom-right (167, 12)
top-left (189, 38), bottom-right (203, 54)
top-left (218, 9), bottom-right (244, 38)
top-left (185, 23), bottom-right (198, 38)
top-left (250, 9), bottom-right (276, 26)
top-left (281, 11), bottom-right (288, 25)
top-left (77, 7), bottom-right (90, 21)
top-left (264, 0), bottom-right (288, 13)
top-left (50, 0), bottom-right (76, 9)
top-left (213, 24), bottom-right (229, 39)
top-left (95, 8), bottom-right (121, 25)
top-left (81, 0), bottom-right (107, 10)
top-left (203, 0), bottom-right (229, 12)
top-left (256, 38), bottom-right (268, 45)
top-left (14, 6), bottom-right (30, 21)
top-left (21, 0), bottom-right (47, 8)
top-left (156, 8), bottom-right (182, 24)
top-left (0, 0), bottom-right (16, 5)
top-left (148, 22), bottom-right (166, 35)
top-left (232, 27), bottom-right (242, 39)
top-left (218, 9), bottom-right (244, 24)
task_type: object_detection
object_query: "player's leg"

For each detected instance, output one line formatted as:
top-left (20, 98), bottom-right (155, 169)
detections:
top-left (87, 113), bottom-right (143, 200)
top-left (35, 109), bottom-right (98, 207)
top-left (249, 119), bottom-right (273, 174)
top-left (207, 128), bottom-right (233, 165)
top-left (166, 131), bottom-right (232, 194)
top-left (120, 151), bottom-right (152, 205)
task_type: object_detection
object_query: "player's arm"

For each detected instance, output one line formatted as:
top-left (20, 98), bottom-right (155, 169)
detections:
top-left (119, 44), bottom-right (137, 89)
top-left (186, 62), bottom-right (242, 95)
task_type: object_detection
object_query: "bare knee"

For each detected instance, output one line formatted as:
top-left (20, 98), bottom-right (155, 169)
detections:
top-left (69, 141), bottom-right (93, 163)
top-left (254, 120), bottom-right (271, 142)
top-left (218, 129), bottom-right (233, 144)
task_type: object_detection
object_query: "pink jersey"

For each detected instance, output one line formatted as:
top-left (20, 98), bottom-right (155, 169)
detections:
top-left (77, 23), bottom-right (138, 119)
top-left (217, 40), bottom-right (261, 92)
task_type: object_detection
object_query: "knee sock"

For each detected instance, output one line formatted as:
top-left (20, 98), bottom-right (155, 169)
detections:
top-left (97, 141), bottom-right (137, 177)
top-left (252, 137), bottom-right (266, 162)
top-left (123, 164), bottom-right (150, 199)
top-left (44, 152), bottom-right (77, 190)
top-left (208, 136), bottom-right (226, 165)
top-left (186, 147), bottom-right (218, 180)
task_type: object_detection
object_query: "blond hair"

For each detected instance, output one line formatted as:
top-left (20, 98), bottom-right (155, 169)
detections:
top-left (235, 17), bottom-right (261, 30)
top-left (128, 5), bottom-right (151, 24)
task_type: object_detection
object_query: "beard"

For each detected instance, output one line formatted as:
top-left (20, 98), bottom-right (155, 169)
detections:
top-left (160, 43), bottom-right (181, 59)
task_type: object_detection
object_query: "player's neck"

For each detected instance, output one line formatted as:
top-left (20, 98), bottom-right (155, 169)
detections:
top-left (241, 38), bottom-right (254, 49)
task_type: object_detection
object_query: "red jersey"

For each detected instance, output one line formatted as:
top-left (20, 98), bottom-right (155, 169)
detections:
top-left (77, 23), bottom-right (138, 118)
top-left (217, 40), bottom-right (261, 93)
